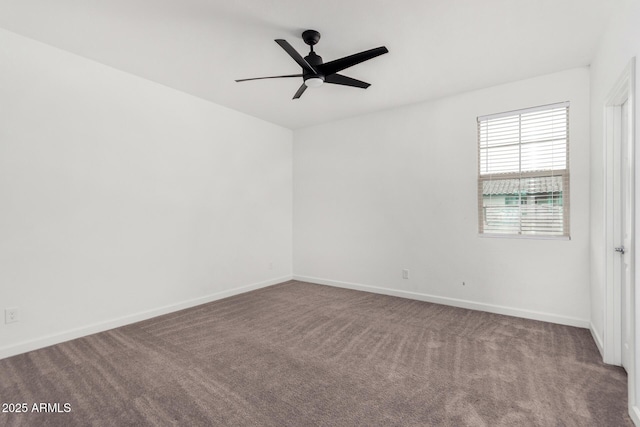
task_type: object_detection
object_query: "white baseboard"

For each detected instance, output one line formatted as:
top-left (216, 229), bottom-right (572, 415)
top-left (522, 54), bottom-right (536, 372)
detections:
top-left (0, 275), bottom-right (292, 360)
top-left (589, 323), bottom-right (605, 358)
top-left (293, 275), bottom-right (590, 328)
top-left (632, 404), bottom-right (640, 426)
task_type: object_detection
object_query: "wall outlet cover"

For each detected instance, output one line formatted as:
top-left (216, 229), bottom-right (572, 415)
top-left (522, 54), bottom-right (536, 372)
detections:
top-left (5, 308), bottom-right (20, 324)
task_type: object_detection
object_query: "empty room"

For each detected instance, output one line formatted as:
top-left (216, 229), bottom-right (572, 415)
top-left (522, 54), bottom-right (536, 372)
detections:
top-left (1, 0), bottom-right (640, 425)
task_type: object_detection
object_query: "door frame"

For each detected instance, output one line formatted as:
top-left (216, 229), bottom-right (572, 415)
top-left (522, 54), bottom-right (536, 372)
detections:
top-left (603, 57), bottom-right (637, 419)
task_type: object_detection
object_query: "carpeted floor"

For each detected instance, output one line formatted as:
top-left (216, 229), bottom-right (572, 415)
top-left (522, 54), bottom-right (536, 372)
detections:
top-left (0, 280), bottom-right (632, 426)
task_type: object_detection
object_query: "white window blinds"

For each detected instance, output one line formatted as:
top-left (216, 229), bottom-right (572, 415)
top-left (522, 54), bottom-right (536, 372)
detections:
top-left (478, 102), bottom-right (570, 237)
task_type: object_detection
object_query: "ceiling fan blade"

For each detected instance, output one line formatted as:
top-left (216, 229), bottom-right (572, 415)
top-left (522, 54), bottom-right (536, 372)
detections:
top-left (324, 74), bottom-right (371, 89)
top-left (235, 74), bottom-right (302, 82)
top-left (293, 83), bottom-right (307, 99)
top-left (319, 46), bottom-right (388, 76)
top-left (275, 39), bottom-right (317, 74)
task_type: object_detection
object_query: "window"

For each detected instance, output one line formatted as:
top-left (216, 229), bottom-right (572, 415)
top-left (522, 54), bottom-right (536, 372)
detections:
top-left (478, 102), bottom-right (569, 237)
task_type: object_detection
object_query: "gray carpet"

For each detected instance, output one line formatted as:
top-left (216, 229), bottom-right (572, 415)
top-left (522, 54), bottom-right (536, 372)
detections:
top-left (0, 280), bottom-right (632, 426)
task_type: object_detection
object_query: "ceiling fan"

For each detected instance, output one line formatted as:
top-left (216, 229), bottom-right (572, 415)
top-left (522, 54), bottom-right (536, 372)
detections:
top-left (235, 30), bottom-right (388, 99)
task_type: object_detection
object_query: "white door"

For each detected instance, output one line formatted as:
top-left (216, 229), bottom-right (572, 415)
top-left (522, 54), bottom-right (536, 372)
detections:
top-left (603, 57), bottom-right (636, 416)
top-left (620, 99), bottom-right (632, 371)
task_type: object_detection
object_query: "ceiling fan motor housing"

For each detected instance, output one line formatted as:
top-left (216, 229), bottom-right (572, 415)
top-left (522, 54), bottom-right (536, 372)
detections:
top-left (303, 51), bottom-right (324, 85)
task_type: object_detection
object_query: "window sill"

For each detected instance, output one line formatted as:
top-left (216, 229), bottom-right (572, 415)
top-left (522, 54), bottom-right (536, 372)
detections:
top-left (478, 233), bottom-right (571, 241)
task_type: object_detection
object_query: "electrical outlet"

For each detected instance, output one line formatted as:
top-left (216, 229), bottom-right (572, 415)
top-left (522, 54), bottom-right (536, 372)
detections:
top-left (5, 308), bottom-right (20, 324)
top-left (402, 269), bottom-right (409, 279)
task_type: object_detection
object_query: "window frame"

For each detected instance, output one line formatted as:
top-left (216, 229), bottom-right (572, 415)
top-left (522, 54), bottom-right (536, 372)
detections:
top-left (477, 102), bottom-right (570, 239)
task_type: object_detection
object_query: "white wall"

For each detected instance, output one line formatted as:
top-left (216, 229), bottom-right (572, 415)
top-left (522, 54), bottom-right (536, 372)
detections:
top-left (0, 29), bottom-right (293, 358)
top-left (589, 0), bottom-right (640, 354)
top-left (293, 68), bottom-right (591, 326)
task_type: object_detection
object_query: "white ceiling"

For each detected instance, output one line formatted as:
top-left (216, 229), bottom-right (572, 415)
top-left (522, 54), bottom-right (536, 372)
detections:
top-left (0, 0), bottom-right (616, 129)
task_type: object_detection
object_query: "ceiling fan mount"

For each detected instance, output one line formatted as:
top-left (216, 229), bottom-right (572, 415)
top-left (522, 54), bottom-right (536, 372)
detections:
top-left (301, 29), bottom-right (321, 47)
top-left (235, 30), bottom-right (388, 99)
